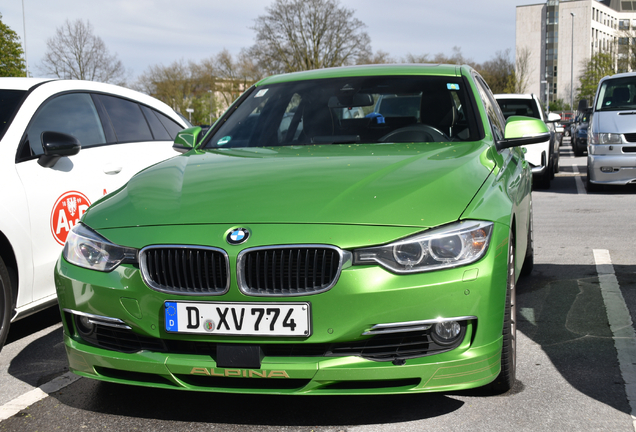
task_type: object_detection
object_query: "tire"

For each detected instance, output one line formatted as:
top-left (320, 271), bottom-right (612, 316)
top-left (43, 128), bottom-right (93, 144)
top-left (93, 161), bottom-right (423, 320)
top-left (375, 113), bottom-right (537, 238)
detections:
top-left (0, 256), bottom-right (12, 353)
top-left (534, 169), bottom-right (551, 189)
top-left (487, 233), bottom-right (517, 394)
top-left (586, 175), bottom-right (600, 193)
top-left (520, 208), bottom-right (534, 277)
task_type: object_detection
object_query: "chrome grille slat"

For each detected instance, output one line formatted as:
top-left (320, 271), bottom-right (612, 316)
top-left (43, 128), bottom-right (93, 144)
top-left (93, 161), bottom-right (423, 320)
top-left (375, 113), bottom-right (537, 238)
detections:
top-left (140, 246), bottom-right (229, 295)
top-left (237, 245), bottom-right (345, 296)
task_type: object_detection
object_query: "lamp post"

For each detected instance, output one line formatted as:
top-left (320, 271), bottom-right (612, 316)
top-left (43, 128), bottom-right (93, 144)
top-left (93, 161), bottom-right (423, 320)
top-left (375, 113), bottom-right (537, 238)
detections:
top-left (21, 0), bottom-right (28, 77)
top-left (571, 12), bottom-right (575, 113)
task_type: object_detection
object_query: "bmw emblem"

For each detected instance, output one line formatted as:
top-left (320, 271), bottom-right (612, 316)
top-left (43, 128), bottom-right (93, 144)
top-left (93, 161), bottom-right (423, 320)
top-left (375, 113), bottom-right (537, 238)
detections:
top-left (227, 228), bottom-right (250, 245)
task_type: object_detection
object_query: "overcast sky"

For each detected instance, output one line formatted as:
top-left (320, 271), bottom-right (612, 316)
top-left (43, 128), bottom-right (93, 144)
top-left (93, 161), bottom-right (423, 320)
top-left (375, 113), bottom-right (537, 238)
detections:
top-left (2, 0), bottom-right (536, 83)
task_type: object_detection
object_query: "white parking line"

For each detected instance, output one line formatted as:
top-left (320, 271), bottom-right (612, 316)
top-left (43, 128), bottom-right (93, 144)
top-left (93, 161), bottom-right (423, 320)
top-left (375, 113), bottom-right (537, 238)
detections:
top-left (573, 165), bottom-right (586, 195)
top-left (0, 372), bottom-right (80, 421)
top-left (594, 249), bottom-right (636, 431)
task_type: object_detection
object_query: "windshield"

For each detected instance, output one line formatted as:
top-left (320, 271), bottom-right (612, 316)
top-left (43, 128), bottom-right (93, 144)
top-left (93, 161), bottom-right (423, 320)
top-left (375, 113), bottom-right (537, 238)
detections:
top-left (204, 76), bottom-right (479, 149)
top-left (596, 76), bottom-right (636, 111)
top-left (0, 90), bottom-right (27, 141)
top-left (496, 98), bottom-right (541, 120)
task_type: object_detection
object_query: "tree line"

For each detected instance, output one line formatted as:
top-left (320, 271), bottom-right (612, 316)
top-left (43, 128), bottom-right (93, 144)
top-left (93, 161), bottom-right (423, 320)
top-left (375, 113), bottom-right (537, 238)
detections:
top-left (2, 0), bottom-right (532, 125)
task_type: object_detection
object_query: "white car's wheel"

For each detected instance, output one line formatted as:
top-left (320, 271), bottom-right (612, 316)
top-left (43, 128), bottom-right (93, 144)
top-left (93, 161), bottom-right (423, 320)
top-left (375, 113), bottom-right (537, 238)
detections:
top-left (0, 257), bottom-right (12, 352)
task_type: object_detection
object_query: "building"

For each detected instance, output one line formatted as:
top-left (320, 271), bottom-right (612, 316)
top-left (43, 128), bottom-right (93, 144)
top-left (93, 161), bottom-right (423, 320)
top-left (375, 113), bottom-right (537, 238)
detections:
top-left (517, 0), bottom-right (636, 109)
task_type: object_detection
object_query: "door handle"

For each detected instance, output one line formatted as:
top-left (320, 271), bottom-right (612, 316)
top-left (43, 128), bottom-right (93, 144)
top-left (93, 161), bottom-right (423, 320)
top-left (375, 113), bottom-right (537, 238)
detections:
top-left (103, 163), bottom-right (122, 175)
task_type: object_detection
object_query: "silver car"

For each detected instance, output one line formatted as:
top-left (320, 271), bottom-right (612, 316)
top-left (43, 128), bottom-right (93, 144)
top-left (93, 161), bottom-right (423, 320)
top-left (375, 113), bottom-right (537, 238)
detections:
top-left (585, 72), bottom-right (636, 191)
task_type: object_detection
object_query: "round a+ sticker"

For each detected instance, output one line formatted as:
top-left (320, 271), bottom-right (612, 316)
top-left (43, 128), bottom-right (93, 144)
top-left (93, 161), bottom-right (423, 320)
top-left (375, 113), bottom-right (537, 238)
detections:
top-left (50, 191), bottom-right (91, 245)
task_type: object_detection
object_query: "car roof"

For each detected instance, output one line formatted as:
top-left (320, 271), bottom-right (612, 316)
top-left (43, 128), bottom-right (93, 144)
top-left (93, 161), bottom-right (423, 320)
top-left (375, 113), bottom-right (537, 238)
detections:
top-left (493, 93), bottom-right (534, 100)
top-left (0, 77), bottom-right (54, 90)
top-left (0, 77), bottom-right (185, 125)
top-left (256, 64), bottom-right (467, 86)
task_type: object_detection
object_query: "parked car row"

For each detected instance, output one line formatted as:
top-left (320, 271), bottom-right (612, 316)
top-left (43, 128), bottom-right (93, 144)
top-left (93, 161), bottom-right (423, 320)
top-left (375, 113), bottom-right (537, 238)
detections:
top-left (13, 64), bottom-right (632, 400)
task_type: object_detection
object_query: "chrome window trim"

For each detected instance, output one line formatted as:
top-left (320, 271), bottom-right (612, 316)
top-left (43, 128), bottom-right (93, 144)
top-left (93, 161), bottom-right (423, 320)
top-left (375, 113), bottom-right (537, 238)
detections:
top-left (139, 244), bottom-right (230, 296)
top-left (236, 244), bottom-right (351, 297)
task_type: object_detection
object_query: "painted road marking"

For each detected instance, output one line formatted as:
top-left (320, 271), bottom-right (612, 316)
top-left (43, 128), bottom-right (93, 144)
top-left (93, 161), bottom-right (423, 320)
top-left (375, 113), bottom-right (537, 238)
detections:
top-left (0, 372), bottom-right (80, 421)
top-left (594, 249), bottom-right (636, 431)
top-left (573, 165), bottom-right (586, 195)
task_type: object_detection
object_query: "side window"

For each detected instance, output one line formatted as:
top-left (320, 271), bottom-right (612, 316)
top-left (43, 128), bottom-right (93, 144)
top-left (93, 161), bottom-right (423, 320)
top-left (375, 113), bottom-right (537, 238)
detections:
top-left (474, 76), bottom-right (506, 141)
top-left (25, 93), bottom-right (106, 156)
top-left (93, 94), bottom-right (153, 143)
top-left (148, 108), bottom-right (185, 140)
top-left (140, 105), bottom-right (171, 141)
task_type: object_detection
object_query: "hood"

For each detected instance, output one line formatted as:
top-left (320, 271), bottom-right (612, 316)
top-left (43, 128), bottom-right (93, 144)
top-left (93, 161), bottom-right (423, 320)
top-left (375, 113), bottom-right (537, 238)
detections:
top-left (84, 142), bottom-right (495, 230)
top-left (593, 110), bottom-right (636, 134)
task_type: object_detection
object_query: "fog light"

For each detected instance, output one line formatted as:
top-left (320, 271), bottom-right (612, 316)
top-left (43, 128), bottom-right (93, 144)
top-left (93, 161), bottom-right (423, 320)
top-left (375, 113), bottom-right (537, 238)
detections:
top-left (431, 321), bottom-right (461, 345)
top-left (600, 167), bottom-right (616, 173)
top-left (75, 314), bottom-right (95, 336)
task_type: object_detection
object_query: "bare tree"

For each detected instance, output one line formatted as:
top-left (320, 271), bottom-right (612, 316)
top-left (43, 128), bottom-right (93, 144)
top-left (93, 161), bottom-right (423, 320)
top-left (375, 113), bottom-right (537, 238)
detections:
top-left (134, 59), bottom-right (200, 117)
top-left (476, 49), bottom-right (514, 94)
top-left (356, 50), bottom-right (395, 65)
top-left (247, 0), bottom-right (372, 74)
top-left (39, 19), bottom-right (127, 84)
top-left (512, 46), bottom-right (533, 94)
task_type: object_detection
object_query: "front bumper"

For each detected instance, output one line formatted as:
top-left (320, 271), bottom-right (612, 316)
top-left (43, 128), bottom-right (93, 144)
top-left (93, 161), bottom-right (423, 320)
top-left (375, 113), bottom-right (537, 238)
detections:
top-left (588, 145), bottom-right (636, 184)
top-left (55, 222), bottom-right (510, 395)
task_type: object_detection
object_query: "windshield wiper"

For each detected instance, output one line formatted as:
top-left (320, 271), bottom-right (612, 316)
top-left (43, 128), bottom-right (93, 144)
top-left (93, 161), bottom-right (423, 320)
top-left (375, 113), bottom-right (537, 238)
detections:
top-left (312, 135), bottom-right (361, 144)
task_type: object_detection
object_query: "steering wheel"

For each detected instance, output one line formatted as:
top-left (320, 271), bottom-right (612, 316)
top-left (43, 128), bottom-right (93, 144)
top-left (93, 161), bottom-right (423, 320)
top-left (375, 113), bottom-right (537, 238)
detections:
top-left (379, 124), bottom-right (451, 143)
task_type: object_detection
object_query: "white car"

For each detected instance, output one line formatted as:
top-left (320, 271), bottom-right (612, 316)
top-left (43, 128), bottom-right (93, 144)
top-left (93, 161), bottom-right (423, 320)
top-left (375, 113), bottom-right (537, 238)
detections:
top-left (495, 93), bottom-right (560, 188)
top-left (0, 78), bottom-right (189, 350)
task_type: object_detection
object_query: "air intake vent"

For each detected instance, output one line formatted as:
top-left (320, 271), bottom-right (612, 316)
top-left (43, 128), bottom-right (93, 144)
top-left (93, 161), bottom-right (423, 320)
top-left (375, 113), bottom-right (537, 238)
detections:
top-left (237, 246), bottom-right (347, 296)
top-left (140, 246), bottom-right (229, 295)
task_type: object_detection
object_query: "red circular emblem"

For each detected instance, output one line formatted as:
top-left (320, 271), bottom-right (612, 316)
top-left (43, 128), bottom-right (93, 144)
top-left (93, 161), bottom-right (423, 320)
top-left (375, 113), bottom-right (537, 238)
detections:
top-left (50, 191), bottom-right (91, 245)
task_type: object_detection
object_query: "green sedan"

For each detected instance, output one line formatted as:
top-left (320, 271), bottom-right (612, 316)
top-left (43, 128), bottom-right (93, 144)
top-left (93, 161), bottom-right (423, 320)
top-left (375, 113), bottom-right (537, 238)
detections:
top-left (54, 64), bottom-right (548, 395)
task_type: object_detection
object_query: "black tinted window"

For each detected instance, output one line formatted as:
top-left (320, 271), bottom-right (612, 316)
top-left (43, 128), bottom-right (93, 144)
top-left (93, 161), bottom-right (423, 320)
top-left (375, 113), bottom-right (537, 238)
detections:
top-left (26, 93), bottom-right (105, 155)
top-left (95, 94), bottom-right (153, 142)
top-left (140, 105), bottom-right (171, 140)
top-left (155, 111), bottom-right (185, 139)
top-left (0, 90), bottom-right (26, 140)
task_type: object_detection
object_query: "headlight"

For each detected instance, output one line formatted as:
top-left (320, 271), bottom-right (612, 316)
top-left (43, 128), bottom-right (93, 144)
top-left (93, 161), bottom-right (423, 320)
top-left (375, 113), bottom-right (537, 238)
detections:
top-left (589, 132), bottom-right (621, 144)
top-left (353, 220), bottom-right (493, 274)
top-left (63, 223), bottom-right (137, 272)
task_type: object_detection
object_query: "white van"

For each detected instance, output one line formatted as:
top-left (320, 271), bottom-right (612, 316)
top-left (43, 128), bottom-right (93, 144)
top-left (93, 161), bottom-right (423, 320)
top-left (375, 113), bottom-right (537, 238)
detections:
top-left (583, 72), bottom-right (636, 191)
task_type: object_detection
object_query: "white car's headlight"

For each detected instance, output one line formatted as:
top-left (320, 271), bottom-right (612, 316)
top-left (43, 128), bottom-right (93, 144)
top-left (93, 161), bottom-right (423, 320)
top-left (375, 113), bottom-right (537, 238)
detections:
top-left (353, 220), bottom-right (493, 274)
top-left (63, 223), bottom-right (137, 272)
top-left (589, 132), bottom-right (621, 145)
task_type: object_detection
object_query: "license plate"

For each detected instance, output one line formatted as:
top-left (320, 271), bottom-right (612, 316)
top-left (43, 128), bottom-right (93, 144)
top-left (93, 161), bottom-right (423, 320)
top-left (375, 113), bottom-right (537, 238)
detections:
top-left (164, 301), bottom-right (311, 337)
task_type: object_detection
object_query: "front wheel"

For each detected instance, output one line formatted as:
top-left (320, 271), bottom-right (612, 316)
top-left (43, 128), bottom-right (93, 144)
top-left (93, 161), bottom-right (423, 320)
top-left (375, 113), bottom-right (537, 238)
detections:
top-left (0, 256), bottom-right (13, 353)
top-left (487, 234), bottom-right (517, 393)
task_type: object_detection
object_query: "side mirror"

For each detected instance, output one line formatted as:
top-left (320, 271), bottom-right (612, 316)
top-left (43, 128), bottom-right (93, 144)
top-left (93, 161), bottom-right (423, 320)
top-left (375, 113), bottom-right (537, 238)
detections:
top-left (578, 99), bottom-right (589, 112)
top-left (173, 126), bottom-right (203, 154)
top-left (546, 112), bottom-right (561, 122)
top-left (37, 131), bottom-right (81, 168)
top-left (497, 116), bottom-right (550, 150)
